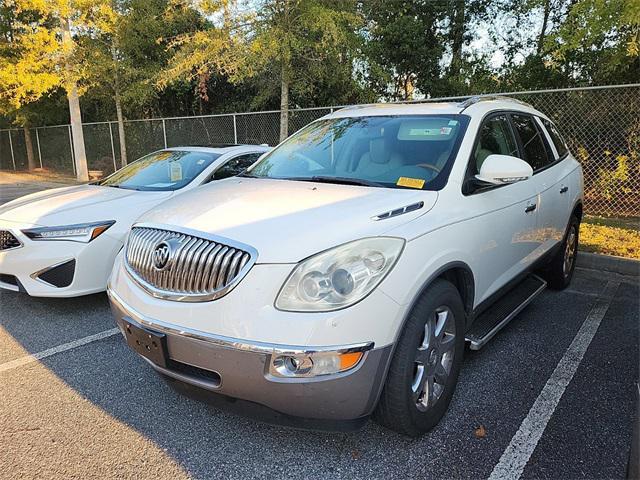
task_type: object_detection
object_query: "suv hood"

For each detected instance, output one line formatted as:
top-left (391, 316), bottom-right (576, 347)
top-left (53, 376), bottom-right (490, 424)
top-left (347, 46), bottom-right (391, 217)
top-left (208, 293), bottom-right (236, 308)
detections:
top-left (0, 184), bottom-right (172, 227)
top-left (137, 177), bottom-right (438, 263)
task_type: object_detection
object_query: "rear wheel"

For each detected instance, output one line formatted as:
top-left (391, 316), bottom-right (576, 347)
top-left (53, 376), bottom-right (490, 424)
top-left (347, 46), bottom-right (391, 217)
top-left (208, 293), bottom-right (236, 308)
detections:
top-left (544, 215), bottom-right (579, 290)
top-left (374, 279), bottom-right (465, 437)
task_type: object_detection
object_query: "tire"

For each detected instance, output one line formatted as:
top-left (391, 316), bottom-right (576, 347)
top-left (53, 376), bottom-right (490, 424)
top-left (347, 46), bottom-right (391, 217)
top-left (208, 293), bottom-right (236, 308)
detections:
top-left (374, 279), bottom-right (465, 437)
top-left (544, 215), bottom-right (579, 290)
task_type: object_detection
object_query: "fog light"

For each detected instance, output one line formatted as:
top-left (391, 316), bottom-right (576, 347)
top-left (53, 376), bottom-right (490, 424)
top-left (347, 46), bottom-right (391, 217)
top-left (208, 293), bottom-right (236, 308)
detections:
top-left (273, 355), bottom-right (313, 376)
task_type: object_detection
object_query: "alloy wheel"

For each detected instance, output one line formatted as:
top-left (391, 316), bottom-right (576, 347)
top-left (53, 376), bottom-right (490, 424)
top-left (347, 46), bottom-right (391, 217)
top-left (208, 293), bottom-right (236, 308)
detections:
top-left (563, 226), bottom-right (577, 277)
top-left (411, 306), bottom-right (456, 412)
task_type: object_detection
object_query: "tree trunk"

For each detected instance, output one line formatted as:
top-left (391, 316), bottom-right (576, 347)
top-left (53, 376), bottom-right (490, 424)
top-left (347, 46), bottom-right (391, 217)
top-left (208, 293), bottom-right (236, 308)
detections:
top-left (67, 85), bottom-right (89, 181)
top-left (115, 89), bottom-right (127, 167)
top-left (536, 0), bottom-right (550, 55)
top-left (111, 43), bottom-right (128, 167)
top-left (62, 18), bottom-right (88, 181)
top-left (449, 0), bottom-right (466, 78)
top-left (279, 63), bottom-right (289, 142)
top-left (24, 127), bottom-right (36, 170)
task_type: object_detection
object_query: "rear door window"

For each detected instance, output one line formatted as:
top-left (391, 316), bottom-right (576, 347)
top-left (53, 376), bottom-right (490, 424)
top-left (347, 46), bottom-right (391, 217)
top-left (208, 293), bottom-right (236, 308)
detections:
top-left (510, 114), bottom-right (552, 171)
top-left (541, 118), bottom-right (569, 159)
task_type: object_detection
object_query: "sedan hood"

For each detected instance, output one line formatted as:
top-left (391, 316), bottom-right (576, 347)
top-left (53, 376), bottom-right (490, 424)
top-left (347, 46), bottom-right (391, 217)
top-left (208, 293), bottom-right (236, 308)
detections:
top-left (137, 178), bottom-right (438, 263)
top-left (0, 184), bottom-right (172, 227)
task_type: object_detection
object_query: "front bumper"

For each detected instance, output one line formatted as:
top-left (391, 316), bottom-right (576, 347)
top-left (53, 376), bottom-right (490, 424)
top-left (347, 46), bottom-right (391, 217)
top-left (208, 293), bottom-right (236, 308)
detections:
top-left (0, 223), bottom-right (123, 297)
top-left (109, 289), bottom-right (392, 423)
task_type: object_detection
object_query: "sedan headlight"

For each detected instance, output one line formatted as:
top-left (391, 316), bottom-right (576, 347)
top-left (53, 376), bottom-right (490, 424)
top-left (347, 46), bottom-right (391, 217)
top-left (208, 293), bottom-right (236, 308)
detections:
top-left (276, 237), bottom-right (405, 312)
top-left (22, 221), bottom-right (115, 243)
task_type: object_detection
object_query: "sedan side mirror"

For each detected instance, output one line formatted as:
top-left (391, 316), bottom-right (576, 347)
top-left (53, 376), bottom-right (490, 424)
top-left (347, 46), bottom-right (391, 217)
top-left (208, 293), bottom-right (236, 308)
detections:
top-left (475, 154), bottom-right (533, 185)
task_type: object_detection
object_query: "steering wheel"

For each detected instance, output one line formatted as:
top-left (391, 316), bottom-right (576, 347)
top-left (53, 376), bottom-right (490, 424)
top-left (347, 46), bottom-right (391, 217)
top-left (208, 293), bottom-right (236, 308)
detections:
top-left (416, 163), bottom-right (442, 174)
top-left (292, 152), bottom-right (324, 171)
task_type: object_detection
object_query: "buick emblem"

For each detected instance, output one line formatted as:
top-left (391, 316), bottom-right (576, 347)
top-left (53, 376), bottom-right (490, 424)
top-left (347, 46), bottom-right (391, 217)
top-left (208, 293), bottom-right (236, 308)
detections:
top-left (152, 240), bottom-right (173, 270)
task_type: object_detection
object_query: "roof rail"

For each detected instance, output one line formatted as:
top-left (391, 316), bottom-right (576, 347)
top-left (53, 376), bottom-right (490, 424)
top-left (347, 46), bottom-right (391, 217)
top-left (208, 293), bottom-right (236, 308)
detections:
top-left (181, 143), bottom-right (241, 148)
top-left (458, 95), bottom-right (534, 110)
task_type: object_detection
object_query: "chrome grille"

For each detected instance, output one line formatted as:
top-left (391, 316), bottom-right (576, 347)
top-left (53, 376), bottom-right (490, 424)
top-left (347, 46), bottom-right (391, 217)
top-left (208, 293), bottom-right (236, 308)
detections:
top-left (0, 230), bottom-right (21, 250)
top-left (125, 226), bottom-right (256, 302)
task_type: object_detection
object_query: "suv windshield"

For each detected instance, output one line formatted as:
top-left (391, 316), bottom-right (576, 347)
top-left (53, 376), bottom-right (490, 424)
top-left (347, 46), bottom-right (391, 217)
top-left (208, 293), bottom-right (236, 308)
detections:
top-left (247, 115), bottom-right (469, 190)
top-left (99, 150), bottom-right (220, 191)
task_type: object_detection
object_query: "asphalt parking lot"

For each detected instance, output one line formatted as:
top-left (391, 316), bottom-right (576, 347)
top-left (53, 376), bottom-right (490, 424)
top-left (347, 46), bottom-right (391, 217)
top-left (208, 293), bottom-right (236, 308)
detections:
top-left (0, 176), bottom-right (74, 205)
top-left (1, 184), bottom-right (638, 479)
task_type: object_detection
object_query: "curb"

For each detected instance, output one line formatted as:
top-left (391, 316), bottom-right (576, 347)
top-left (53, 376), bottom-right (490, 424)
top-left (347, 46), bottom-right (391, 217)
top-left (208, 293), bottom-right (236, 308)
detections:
top-left (577, 251), bottom-right (640, 277)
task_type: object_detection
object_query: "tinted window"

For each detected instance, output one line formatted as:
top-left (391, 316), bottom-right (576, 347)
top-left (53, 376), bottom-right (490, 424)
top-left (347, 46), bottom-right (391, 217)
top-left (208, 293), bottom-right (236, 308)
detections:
top-left (248, 115), bottom-right (469, 190)
top-left (511, 114), bottom-right (551, 171)
top-left (472, 114), bottom-right (518, 174)
top-left (99, 150), bottom-right (220, 191)
top-left (211, 153), bottom-right (262, 180)
top-left (541, 118), bottom-right (569, 158)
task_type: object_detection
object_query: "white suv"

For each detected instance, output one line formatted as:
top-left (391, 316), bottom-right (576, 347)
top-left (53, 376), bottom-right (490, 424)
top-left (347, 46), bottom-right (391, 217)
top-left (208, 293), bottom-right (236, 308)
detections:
top-left (108, 98), bottom-right (583, 436)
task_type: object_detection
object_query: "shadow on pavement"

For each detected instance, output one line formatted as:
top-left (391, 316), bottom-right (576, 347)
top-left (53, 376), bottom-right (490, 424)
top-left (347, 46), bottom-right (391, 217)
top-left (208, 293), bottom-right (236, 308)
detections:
top-left (0, 268), bottom-right (637, 478)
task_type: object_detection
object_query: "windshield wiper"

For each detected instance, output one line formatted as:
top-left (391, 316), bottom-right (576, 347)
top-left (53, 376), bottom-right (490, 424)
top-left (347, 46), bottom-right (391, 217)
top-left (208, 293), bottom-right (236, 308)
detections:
top-left (103, 184), bottom-right (140, 190)
top-left (286, 176), bottom-right (385, 187)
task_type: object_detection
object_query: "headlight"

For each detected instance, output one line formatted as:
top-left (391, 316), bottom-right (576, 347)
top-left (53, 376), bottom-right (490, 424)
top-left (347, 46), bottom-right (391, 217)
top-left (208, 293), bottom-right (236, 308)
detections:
top-left (276, 237), bottom-right (405, 312)
top-left (22, 221), bottom-right (115, 243)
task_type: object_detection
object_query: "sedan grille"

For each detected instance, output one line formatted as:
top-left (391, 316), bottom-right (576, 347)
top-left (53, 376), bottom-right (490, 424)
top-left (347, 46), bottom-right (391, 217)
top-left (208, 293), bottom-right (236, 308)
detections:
top-left (125, 226), bottom-right (256, 302)
top-left (0, 230), bottom-right (21, 250)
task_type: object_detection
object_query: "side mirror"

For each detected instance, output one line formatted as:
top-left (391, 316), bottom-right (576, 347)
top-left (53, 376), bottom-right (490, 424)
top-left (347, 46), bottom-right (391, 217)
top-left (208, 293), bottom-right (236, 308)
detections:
top-left (476, 154), bottom-right (533, 185)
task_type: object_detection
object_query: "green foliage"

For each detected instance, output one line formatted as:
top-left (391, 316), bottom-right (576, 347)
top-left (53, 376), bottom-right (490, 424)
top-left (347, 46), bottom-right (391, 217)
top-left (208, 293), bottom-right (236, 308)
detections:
top-left (362, 0), bottom-right (445, 99)
top-left (596, 154), bottom-right (630, 201)
top-left (0, 0), bottom-right (637, 128)
top-left (496, 0), bottom-right (639, 90)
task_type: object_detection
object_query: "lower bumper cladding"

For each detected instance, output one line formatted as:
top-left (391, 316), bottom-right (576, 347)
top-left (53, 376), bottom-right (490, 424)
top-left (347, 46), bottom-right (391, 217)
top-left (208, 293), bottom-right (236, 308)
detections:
top-left (108, 288), bottom-right (391, 424)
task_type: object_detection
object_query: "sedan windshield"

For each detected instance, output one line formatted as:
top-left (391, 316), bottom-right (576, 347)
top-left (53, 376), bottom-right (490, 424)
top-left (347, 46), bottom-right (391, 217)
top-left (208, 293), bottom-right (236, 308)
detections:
top-left (99, 150), bottom-right (220, 191)
top-left (247, 115), bottom-right (469, 190)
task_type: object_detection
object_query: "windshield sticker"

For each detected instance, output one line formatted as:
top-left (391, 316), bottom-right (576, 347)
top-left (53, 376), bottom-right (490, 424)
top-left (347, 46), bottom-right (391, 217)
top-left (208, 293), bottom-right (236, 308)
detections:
top-left (448, 120), bottom-right (458, 126)
top-left (147, 182), bottom-right (175, 187)
top-left (408, 128), bottom-right (441, 136)
top-left (440, 127), bottom-right (452, 135)
top-left (196, 158), bottom-right (205, 165)
top-left (169, 161), bottom-right (183, 182)
top-left (397, 177), bottom-right (425, 189)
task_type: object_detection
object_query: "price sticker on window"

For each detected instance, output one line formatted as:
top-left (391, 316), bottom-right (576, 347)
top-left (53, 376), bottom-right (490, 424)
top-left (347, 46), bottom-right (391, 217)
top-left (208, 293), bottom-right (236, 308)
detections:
top-left (169, 161), bottom-right (183, 182)
top-left (396, 177), bottom-right (425, 189)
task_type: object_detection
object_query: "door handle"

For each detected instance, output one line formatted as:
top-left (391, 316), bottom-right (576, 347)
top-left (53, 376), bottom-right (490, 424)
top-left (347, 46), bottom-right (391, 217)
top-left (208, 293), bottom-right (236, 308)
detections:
top-left (525, 203), bottom-right (537, 213)
top-left (560, 186), bottom-right (568, 194)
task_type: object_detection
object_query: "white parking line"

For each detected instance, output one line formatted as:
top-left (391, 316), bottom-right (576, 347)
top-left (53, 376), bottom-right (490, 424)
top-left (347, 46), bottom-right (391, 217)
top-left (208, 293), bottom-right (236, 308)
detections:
top-left (488, 280), bottom-right (620, 480)
top-left (0, 328), bottom-right (120, 374)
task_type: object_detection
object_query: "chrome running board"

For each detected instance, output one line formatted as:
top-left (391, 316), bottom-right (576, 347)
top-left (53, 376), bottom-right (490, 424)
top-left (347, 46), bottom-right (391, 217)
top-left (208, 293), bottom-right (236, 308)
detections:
top-left (465, 274), bottom-right (547, 350)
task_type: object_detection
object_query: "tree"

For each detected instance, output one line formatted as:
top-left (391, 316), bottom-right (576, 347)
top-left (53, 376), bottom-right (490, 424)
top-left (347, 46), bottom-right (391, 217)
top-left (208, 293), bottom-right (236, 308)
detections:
top-left (160, 0), bottom-right (363, 141)
top-left (361, 0), bottom-right (446, 100)
top-left (548, 0), bottom-right (639, 84)
top-left (157, 1), bottom-right (246, 104)
top-left (495, 0), bottom-right (638, 89)
top-left (251, 0), bottom-right (364, 139)
top-left (0, 0), bottom-right (104, 180)
top-left (77, 0), bottom-right (206, 166)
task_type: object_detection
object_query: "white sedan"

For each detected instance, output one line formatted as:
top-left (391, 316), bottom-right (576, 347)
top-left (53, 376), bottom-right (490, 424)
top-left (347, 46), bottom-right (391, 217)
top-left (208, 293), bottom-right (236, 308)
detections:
top-left (0, 144), bottom-right (270, 297)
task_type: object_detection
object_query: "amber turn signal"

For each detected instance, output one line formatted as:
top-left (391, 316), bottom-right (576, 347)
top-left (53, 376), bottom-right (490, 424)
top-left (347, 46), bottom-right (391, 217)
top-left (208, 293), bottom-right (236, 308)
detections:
top-left (339, 352), bottom-right (363, 371)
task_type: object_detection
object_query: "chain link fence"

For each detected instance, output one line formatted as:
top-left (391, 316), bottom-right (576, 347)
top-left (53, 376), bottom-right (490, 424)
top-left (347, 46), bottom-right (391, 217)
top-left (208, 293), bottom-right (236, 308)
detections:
top-left (1, 84), bottom-right (638, 217)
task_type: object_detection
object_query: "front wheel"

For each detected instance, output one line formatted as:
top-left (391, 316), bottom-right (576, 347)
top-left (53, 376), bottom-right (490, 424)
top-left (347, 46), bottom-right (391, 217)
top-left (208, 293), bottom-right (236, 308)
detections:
top-left (374, 279), bottom-right (465, 437)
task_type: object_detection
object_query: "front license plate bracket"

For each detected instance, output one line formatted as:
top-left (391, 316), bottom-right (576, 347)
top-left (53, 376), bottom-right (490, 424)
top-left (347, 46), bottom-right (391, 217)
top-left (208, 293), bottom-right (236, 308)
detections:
top-left (123, 320), bottom-right (168, 368)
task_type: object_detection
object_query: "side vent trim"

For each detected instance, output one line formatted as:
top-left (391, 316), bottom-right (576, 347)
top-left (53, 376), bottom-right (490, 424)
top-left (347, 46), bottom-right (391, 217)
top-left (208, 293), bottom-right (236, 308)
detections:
top-left (372, 202), bottom-right (424, 221)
